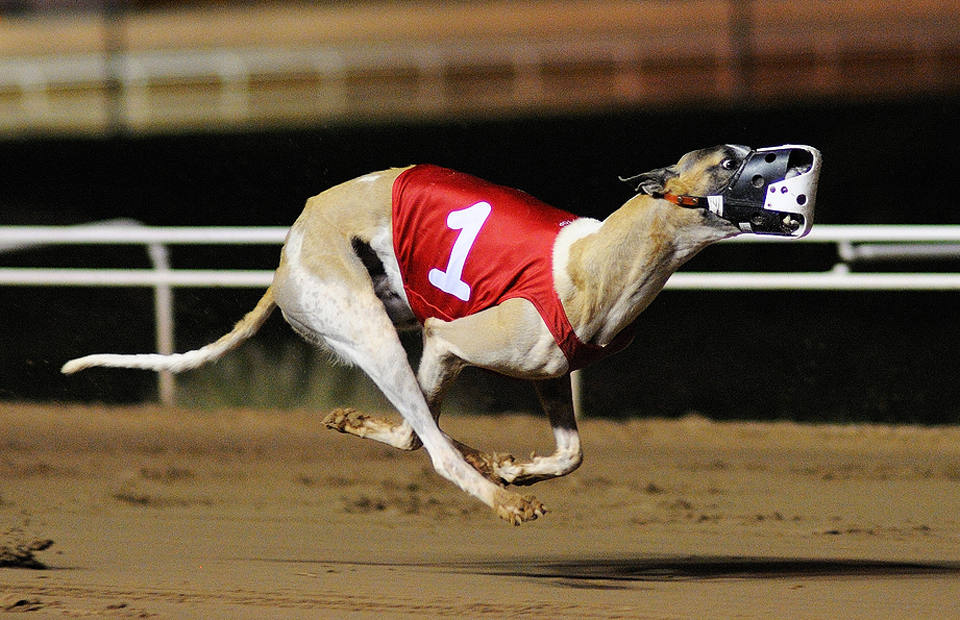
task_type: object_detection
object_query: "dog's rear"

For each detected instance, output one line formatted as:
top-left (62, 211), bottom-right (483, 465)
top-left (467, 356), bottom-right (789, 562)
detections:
top-left (61, 168), bottom-right (404, 377)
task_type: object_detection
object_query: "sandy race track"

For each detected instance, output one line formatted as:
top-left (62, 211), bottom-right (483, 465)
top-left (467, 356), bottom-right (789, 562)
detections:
top-left (2, 403), bottom-right (960, 618)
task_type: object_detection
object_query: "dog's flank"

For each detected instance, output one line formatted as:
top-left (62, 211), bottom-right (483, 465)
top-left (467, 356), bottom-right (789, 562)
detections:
top-left (61, 145), bottom-right (772, 525)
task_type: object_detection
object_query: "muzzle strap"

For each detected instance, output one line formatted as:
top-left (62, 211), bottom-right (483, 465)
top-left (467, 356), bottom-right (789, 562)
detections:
top-left (653, 192), bottom-right (706, 208)
top-left (654, 192), bottom-right (725, 216)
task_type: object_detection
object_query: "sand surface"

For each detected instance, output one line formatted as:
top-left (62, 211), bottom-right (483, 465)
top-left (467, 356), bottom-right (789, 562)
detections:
top-left (2, 403), bottom-right (960, 618)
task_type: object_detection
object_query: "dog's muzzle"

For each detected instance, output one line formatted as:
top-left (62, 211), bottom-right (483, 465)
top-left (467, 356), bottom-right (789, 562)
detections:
top-left (662, 145), bottom-right (822, 238)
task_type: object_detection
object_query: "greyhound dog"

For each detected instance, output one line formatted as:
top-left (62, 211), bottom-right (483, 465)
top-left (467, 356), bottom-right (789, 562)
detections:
top-left (63, 144), bottom-right (821, 524)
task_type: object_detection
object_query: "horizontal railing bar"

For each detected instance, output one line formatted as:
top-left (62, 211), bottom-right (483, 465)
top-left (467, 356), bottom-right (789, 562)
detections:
top-left (666, 272), bottom-right (960, 290)
top-left (0, 226), bottom-right (288, 245)
top-left (5, 225), bottom-right (960, 246)
top-left (0, 268), bottom-right (275, 287)
top-left (725, 225), bottom-right (960, 243)
top-left (841, 243), bottom-right (960, 261)
top-left (3, 267), bottom-right (960, 291)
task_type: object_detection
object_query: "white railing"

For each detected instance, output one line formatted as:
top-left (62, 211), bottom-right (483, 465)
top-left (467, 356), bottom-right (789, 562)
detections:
top-left (3, 223), bottom-right (959, 404)
top-left (0, 221), bottom-right (286, 404)
top-left (670, 226), bottom-right (960, 291)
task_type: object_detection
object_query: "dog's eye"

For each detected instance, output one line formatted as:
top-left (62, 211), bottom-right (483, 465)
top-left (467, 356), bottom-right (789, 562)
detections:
top-left (721, 158), bottom-right (738, 171)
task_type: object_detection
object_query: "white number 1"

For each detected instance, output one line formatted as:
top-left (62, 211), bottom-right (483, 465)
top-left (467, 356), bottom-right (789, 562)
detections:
top-left (428, 201), bottom-right (491, 301)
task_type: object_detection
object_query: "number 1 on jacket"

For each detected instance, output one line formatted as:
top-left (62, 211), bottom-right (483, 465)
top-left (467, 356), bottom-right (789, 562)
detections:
top-left (427, 201), bottom-right (492, 301)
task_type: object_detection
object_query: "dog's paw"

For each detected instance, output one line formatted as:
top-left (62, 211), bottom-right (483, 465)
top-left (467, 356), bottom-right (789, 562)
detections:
top-left (493, 455), bottom-right (555, 487)
top-left (462, 450), bottom-right (497, 481)
top-left (490, 453), bottom-right (524, 484)
top-left (494, 489), bottom-right (546, 526)
top-left (461, 450), bottom-right (518, 486)
top-left (322, 408), bottom-right (368, 435)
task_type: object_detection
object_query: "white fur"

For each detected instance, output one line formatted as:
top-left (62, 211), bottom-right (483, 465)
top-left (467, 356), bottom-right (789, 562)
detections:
top-left (552, 216), bottom-right (602, 341)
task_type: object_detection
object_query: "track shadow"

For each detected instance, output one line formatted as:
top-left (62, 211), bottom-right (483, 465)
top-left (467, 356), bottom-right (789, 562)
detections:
top-left (456, 556), bottom-right (960, 586)
top-left (250, 554), bottom-right (960, 589)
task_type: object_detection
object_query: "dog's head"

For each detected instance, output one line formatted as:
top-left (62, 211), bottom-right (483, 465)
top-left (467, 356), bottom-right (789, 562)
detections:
top-left (621, 144), bottom-right (821, 237)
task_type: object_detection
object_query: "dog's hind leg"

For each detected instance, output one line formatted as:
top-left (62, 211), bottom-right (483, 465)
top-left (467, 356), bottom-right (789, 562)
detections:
top-left (324, 318), bottom-right (468, 454)
top-left (323, 408), bottom-right (422, 450)
top-left (274, 243), bottom-right (543, 524)
top-left (320, 324), bottom-right (459, 452)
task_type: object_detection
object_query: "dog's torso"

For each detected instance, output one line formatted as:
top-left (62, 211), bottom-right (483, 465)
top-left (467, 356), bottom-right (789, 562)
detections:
top-left (391, 164), bottom-right (631, 370)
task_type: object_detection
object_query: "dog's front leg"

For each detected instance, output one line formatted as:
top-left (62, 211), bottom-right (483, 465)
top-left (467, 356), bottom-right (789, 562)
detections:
top-left (491, 375), bottom-right (583, 486)
top-left (414, 320), bottom-right (518, 483)
top-left (413, 301), bottom-right (580, 487)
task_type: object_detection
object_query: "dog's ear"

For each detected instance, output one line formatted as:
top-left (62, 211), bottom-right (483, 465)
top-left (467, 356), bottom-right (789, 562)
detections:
top-left (619, 166), bottom-right (678, 195)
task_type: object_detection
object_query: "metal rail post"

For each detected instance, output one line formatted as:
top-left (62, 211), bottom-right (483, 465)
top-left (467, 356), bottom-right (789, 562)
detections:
top-left (146, 242), bottom-right (175, 406)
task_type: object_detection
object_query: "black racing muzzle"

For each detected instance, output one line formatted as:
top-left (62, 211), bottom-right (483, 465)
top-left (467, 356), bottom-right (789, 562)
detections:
top-left (636, 145), bottom-right (823, 238)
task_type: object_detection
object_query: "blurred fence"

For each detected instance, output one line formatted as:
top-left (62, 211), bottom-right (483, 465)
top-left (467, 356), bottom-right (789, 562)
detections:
top-left (0, 0), bottom-right (958, 135)
top-left (2, 222), bottom-right (960, 405)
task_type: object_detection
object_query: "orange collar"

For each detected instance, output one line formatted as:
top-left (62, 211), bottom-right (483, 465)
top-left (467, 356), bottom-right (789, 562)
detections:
top-left (653, 192), bottom-right (709, 209)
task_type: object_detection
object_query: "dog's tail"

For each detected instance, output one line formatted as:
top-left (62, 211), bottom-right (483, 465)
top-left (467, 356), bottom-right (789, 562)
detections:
top-left (61, 287), bottom-right (277, 375)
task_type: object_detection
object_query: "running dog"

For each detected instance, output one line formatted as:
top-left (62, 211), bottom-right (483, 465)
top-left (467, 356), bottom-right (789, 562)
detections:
top-left (63, 144), bottom-right (818, 524)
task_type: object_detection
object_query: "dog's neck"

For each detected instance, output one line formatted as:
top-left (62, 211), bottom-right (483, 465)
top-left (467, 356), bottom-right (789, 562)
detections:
top-left (555, 194), bottom-right (738, 346)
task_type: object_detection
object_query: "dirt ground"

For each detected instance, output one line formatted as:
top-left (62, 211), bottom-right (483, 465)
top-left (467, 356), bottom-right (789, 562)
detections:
top-left (2, 403), bottom-right (959, 618)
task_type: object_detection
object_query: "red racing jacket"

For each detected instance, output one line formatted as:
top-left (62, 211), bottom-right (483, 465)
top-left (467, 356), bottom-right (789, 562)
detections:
top-left (392, 164), bottom-right (632, 371)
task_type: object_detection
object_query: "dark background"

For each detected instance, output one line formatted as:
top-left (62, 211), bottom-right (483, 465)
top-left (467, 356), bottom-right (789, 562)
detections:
top-left (3, 95), bottom-right (960, 423)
